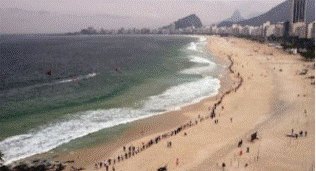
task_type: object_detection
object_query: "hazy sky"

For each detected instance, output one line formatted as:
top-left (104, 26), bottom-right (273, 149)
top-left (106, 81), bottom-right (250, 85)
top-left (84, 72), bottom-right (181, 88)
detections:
top-left (1, 0), bottom-right (287, 33)
top-left (1, 0), bottom-right (286, 19)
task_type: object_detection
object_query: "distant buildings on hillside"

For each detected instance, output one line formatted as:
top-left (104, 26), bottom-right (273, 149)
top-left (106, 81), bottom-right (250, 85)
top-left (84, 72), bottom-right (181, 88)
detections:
top-left (70, 20), bottom-right (314, 41)
top-left (209, 0), bottom-right (314, 40)
top-left (209, 21), bottom-right (315, 40)
top-left (69, 0), bottom-right (314, 41)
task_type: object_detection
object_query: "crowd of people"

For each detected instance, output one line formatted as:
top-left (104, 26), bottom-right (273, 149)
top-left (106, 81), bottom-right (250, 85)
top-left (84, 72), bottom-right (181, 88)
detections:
top-left (94, 54), bottom-right (244, 171)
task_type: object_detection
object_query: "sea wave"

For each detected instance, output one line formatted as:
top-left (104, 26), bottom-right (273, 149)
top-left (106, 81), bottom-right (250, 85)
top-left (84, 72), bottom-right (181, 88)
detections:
top-left (0, 75), bottom-right (220, 165)
top-left (187, 55), bottom-right (215, 65)
top-left (187, 42), bottom-right (198, 51)
top-left (180, 55), bottom-right (216, 75)
top-left (199, 36), bottom-right (207, 42)
top-left (187, 37), bottom-right (206, 53)
top-left (21, 72), bottom-right (99, 90)
top-left (0, 108), bottom-right (144, 165)
top-left (143, 76), bottom-right (220, 111)
top-left (0, 36), bottom-right (221, 165)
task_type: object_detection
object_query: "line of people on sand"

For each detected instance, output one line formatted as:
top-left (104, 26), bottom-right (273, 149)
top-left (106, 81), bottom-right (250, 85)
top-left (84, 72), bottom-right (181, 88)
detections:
top-left (94, 54), bottom-right (244, 171)
top-left (288, 129), bottom-right (308, 139)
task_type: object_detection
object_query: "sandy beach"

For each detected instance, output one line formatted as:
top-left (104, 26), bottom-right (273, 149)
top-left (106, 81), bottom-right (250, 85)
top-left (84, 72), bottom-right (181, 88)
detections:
top-left (51, 36), bottom-right (314, 171)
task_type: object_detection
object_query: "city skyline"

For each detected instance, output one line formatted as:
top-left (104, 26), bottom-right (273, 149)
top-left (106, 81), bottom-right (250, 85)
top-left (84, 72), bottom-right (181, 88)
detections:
top-left (1, 0), bottom-right (287, 34)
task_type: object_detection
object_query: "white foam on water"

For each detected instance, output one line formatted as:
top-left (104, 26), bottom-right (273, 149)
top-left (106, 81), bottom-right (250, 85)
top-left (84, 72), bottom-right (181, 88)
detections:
top-left (180, 56), bottom-right (216, 75)
top-left (56, 72), bottom-right (98, 84)
top-left (23, 72), bottom-right (99, 90)
top-left (188, 55), bottom-right (215, 65)
top-left (0, 38), bottom-right (221, 165)
top-left (187, 42), bottom-right (198, 51)
top-left (0, 108), bottom-right (145, 165)
top-left (0, 75), bottom-right (221, 165)
top-left (143, 76), bottom-right (220, 112)
top-left (187, 37), bottom-right (207, 53)
top-left (199, 37), bottom-right (207, 42)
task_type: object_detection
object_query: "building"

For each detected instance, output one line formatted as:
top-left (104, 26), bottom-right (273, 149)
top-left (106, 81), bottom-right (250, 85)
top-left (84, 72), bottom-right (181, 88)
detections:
top-left (240, 26), bottom-right (250, 36)
top-left (266, 24), bottom-right (276, 37)
top-left (210, 25), bottom-right (218, 34)
top-left (232, 24), bottom-right (242, 35)
top-left (292, 22), bottom-right (307, 38)
top-left (274, 22), bottom-right (285, 37)
top-left (218, 27), bottom-right (227, 34)
top-left (290, 0), bottom-right (307, 36)
top-left (290, 0), bottom-right (307, 24)
top-left (307, 21), bottom-right (315, 39)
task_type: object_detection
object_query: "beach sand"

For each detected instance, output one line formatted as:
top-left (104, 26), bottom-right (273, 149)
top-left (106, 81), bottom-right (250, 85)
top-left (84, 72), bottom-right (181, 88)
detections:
top-left (53, 36), bottom-right (314, 171)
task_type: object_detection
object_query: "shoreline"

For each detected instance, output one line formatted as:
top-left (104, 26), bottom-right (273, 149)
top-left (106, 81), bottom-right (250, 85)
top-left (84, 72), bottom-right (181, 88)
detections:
top-left (54, 36), bottom-right (237, 170)
top-left (191, 36), bottom-right (314, 171)
top-left (86, 36), bottom-right (314, 171)
top-left (10, 35), bottom-right (235, 169)
top-left (8, 35), bottom-right (314, 171)
top-left (70, 36), bottom-right (239, 170)
top-left (78, 36), bottom-right (243, 171)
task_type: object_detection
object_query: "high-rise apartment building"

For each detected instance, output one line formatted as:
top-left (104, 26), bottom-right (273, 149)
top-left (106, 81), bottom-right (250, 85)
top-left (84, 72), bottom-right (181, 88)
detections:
top-left (290, 0), bottom-right (307, 23)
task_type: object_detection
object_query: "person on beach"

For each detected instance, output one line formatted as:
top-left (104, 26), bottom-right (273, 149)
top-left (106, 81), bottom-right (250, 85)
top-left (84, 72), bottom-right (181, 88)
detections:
top-left (222, 162), bottom-right (226, 170)
top-left (167, 141), bottom-right (172, 148)
top-left (176, 158), bottom-right (179, 166)
top-left (238, 140), bottom-right (243, 148)
top-left (230, 117), bottom-right (233, 123)
top-left (108, 159), bottom-right (111, 165)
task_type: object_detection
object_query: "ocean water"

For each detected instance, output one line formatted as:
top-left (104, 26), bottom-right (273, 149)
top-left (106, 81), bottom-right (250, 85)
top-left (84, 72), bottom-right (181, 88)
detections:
top-left (0, 34), bottom-right (222, 164)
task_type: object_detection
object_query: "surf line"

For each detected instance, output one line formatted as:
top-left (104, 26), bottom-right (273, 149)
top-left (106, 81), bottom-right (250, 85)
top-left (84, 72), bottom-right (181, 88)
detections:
top-left (92, 52), bottom-right (245, 171)
top-left (210, 54), bottom-right (243, 118)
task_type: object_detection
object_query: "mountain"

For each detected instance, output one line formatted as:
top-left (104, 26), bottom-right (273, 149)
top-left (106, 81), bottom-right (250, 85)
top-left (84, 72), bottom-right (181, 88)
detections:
top-left (218, 0), bottom-right (315, 27)
top-left (174, 14), bottom-right (203, 29)
top-left (226, 10), bottom-right (244, 22)
top-left (217, 9), bottom-right (244, 27)
top-left (247, 11), bottom-right (264, 19)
